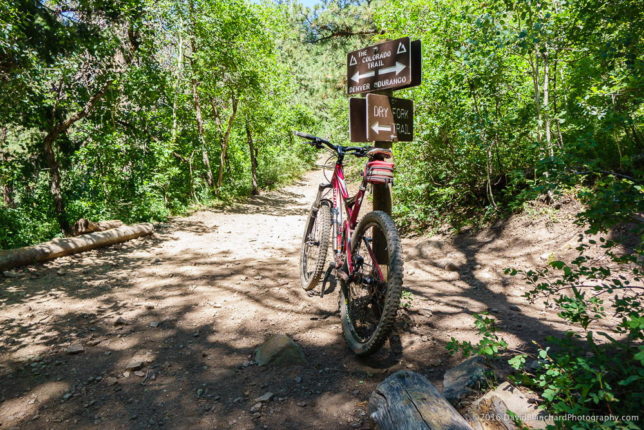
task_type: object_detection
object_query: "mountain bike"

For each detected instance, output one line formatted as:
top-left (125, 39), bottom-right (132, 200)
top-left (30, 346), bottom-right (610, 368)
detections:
top-left (295, 131), bottom-right (403, 356)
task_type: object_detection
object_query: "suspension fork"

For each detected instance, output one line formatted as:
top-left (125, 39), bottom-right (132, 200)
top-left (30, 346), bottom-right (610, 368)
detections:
top-left (312, 182), bottom-right (331, 211)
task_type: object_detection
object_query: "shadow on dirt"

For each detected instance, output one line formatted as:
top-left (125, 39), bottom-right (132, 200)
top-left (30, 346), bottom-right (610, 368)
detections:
top-left (0, 231), bottom-right (409, 429)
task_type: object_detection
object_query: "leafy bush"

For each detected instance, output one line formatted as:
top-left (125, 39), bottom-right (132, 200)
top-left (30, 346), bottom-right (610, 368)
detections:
top-left (447, 312), bottom-right (508, 358)
top-left (505, 230), bottom-right (643, 428)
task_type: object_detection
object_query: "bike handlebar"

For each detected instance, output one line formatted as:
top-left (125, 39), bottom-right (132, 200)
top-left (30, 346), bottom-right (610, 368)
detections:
top-left (293, 131), bottom-right (330, 145)
top-left (293, 131), bottom-right (369, 158)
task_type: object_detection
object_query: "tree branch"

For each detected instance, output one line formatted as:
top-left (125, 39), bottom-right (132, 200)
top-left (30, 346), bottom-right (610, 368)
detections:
top-left (308, 29), bottom-right (382, 43)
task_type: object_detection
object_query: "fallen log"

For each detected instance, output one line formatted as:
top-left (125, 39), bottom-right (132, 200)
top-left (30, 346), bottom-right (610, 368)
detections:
top-left (0, 223), bottom-right (154, 271)
top-left (369, 370), bottom-right (473, 430)
top-left (73, 218), bottom-right (124, 236)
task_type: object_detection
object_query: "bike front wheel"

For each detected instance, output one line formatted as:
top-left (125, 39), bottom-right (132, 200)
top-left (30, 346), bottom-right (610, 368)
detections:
top-left (339, 210), bottom-right (403, 356)
top-left (299, 202), bottom-right (331, 291)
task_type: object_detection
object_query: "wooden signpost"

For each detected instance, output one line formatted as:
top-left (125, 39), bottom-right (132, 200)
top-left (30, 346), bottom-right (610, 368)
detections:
top-left (346, 37), bottom-right (421, 216)
top-left (346, 37), bottom-right (421, 273)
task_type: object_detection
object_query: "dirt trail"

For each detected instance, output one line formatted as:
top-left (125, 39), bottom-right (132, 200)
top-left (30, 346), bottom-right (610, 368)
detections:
top-left (0, 164), bottom-right (606, 429)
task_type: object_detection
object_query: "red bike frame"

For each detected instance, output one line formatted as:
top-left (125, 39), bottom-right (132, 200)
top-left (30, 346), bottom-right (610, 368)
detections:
top-left (328, 162), bottom-right (384, 280)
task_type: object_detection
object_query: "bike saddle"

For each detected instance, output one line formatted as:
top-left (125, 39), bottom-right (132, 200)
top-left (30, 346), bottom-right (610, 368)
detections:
top-left (367, 148), bottom-right (392, 160)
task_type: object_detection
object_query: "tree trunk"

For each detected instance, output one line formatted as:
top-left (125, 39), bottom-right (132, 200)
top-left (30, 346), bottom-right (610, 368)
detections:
top-left (0, 127), bottom-right (13, 208)
top-left (42, 134), bottom-right (70, 234)
top-left (552, 54), bottom-right (564, 148)
top-left (190, 76), bottom-right (214, 188)
top-left (42, 81), bottom-right (110, 235)
top-left (542, 46), bottom-right (553, 157)
top-left (172, 29), bottom-right (183, 146)
top-left (216, 96), bottom-right (238, 190)
top-left (245, 119), bottom-right (259, 195)
top-left (529, 51), bottom-right (543, 144)
top-left (2, 182), bottom-right (13, 208)
top-left (186, 3), bottom-right (214, 190)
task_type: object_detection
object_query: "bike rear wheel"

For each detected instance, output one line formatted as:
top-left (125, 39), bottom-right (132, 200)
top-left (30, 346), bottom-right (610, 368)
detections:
top-left (339, 210), bottom-right (403, 356)
top-left (299, 202), bottom-right (331, 291)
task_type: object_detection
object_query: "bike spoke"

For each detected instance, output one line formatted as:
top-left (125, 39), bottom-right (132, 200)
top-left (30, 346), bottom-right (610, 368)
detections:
top-left (345, 222), bottom-right (392, 341)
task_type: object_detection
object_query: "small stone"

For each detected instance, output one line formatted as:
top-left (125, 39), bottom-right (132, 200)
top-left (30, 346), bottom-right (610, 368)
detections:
top-left (241, 276), bottom-right (248, 281)
top-left (2, 270), bottom-right (21, 278)
top-left (105, 377), bottom-right (118, 386)
top-left (255, 334), bottom-right (305, 366)
top-left (443, 356), bottom-right (490, 402)
top-left (232, 397), bottom-right (243, 403)
top-left (149, 321), bottom-right (160, 328)
top-left (444, 262), bottom-right (459, 271)
top-left (62, 392), bottom-right (72, 400)
top-left (66, 344), bottom-right (85, 354)
top-left (428, 357), bottom-right (442, 367)
top-left (134, 371), bottom-right (145, 377)
top-left (123, 371), bottom-right (131, 378)
top-left (196, 388), bottom-right (204, 397)
top-left (113, 317), bottom-right (128, 326)
top-left (250, 402), bottom-right (262, 412)
top-left (57, 270), bottom-right (66, 276)
top-left (254, 392), bottom-right (274, 402)
top-left (296, 401), bottom-right (307, 407)
top-left (468, 382), bottom-right (551, 429)
top-left (125, 358), bottom-right (146, 370)
top-left (294, 376), bottom-right (302, 383)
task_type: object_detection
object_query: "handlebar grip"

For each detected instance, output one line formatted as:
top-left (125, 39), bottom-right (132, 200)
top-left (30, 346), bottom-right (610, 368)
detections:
top-left (294, 131), bottom-right (317, 140)
top-left (293, 131), bottom-right (331, 146)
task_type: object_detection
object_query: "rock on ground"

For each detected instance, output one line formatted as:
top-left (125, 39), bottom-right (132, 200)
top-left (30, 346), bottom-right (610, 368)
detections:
top-left (443, 356), bottom-right (491, 402)
top-left (465, 382), bottom-right (551, 430)
top-left (255, 334), bottom-right (305, 366)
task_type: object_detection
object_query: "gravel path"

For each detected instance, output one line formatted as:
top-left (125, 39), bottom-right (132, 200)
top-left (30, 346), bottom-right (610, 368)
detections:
top-left (0, 164), bottom-right (605, 429)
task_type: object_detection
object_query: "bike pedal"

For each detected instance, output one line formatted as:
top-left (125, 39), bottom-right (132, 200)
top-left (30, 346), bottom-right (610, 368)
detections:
top-left (320, 263), bottom-right (336, 298)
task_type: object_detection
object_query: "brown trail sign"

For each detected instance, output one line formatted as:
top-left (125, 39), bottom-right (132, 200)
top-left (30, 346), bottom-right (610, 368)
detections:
top-left (347, 37), bottom-right (421, 95)
top-left (346, 36), bottom-right (421, 218)
top-left (349, 95), bottom-right (413, 142)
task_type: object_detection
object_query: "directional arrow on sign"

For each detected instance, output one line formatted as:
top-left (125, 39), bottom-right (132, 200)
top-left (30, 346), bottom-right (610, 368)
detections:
top-left (371, 122), bottom-right (392, 134)
top-left (351, 70), bottom-right (376, 83)
top-left (378, 61), bottom-right (406, 76)
top-left (347, 37), bottom-right (421, 94)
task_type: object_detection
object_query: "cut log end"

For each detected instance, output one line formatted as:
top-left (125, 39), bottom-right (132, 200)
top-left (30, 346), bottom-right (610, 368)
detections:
top-left (368, 370), bottom-right (473, 430)
top-left (73, 218), bottom-right (124, 236)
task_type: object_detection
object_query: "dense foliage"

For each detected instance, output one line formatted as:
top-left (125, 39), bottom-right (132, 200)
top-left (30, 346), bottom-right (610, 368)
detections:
top-left (5, 0), bottom-right (639, 243)
top-left (377, 0), bottom-right (642, 230)
top-left (0, 0), bottom-right (332, 247)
